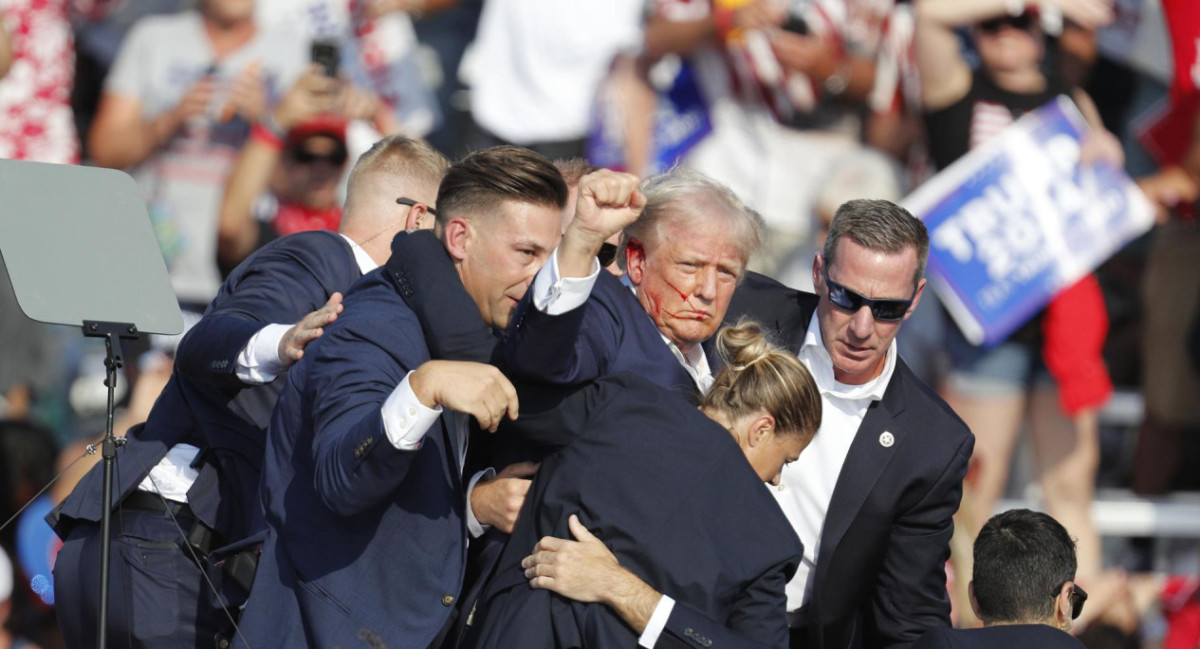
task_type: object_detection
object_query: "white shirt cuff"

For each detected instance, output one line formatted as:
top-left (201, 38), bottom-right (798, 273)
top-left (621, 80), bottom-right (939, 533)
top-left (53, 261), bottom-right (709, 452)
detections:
top-left (235, 323), bottom-right (292, 384)
top-left (381, 371), bottom-right (443, 451)
top-left (531, 248), bottom-right (601, 315)
top-left (638, 594), bottom-right (675, 648)
top-left (465, 467), bottom-right (497, 538)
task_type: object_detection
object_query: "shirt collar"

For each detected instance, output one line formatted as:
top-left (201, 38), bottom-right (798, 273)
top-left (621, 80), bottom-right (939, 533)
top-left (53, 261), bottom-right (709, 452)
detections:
top-left (339, 233), bottom-right (379, 274)
top-left (799, 313), bottom-right (895, 402)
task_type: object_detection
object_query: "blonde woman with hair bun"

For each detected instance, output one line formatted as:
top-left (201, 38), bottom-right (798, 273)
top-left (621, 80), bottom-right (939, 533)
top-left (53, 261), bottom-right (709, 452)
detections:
top-left (465, 320), bottom-right (821, 649)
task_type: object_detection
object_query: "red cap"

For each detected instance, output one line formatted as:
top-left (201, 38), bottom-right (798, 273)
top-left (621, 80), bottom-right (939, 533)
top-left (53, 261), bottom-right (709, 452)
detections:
top-left (285, 114), bottom-right (347, 148)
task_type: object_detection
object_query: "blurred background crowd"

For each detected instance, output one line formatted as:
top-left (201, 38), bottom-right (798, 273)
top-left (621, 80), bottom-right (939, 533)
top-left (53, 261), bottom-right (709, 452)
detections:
top-left (0, 0), bottom-right (1199, 648)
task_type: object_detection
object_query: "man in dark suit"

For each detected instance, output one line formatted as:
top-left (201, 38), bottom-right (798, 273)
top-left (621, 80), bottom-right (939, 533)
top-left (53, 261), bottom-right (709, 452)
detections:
top-left (467, 370), bottom-right (811, 649)
top-left (502, 166), bottom-right (766, 397)
top-left (913, 509), bottom-right (1087, 649)
top-left (723, 199), bottom-right (974, 649)
top-left (50, 135), bottom-right (450, 649)
top-left (231, 148), bottom-right (644, 649)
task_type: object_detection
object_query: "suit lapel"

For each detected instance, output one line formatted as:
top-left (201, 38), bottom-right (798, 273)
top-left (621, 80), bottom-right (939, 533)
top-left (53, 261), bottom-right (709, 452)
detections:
top-left (814, 372), bottom-right (909, 589)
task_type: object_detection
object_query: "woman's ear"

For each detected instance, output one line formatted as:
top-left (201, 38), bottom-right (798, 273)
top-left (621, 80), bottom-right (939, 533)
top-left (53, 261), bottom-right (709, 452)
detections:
top-left (746, 413), bottom-right (776, 447)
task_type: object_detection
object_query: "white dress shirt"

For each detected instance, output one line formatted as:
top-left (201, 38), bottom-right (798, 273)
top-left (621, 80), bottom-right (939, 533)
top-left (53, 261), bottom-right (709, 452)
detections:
top-left (140, 235), bottom-right (378, 502)
top-left (774, 314), bottom-right (897, 622)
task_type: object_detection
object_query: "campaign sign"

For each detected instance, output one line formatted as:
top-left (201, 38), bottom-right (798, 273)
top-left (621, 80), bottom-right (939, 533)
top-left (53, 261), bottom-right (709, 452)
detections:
top-left (902, 96), bottom-right (1154, 347)
top-left (589, 56), bottom-right (712, 174)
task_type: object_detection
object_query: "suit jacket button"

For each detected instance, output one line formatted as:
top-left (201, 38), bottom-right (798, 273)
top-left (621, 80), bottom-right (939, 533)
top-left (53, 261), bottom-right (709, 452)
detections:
top-left (353, 450), bottom-right (362, 459)
top-left (442, 593), bottom-right (455, 606)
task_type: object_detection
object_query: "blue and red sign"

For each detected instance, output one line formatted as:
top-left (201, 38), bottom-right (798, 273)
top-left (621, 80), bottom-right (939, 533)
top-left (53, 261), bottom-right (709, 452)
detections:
top-left (902, 97), bottom-right (1154, 347)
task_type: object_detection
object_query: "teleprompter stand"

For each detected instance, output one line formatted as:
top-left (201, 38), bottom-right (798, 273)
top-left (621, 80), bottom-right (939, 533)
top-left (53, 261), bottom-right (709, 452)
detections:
top-left (0, 160), bottom-right (182, 649)
top-left (82, 321), bottom-right (140, 648)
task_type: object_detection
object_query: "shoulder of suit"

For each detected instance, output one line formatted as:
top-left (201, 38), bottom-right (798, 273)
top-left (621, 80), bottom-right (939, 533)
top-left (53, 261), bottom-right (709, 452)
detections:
top-left (892, 359), bottom-right (972, 443)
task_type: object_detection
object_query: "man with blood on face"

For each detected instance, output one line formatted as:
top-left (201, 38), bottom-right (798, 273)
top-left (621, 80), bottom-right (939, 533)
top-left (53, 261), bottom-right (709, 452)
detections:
top-left (502, 166), bottom-right (764, 396)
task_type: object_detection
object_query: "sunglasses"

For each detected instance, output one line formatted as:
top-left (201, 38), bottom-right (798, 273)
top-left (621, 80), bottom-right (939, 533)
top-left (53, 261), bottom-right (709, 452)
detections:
top-left (979, 12), bottom-right (1036, 34)
top-left (822, 266), bottom-right (914, 322)
top-left (396, 197), bottom-right (438, 218)
top-left (290, 147), bottom-right (348, 166)
top-left (1053, 583), bottom-right (1088, 620)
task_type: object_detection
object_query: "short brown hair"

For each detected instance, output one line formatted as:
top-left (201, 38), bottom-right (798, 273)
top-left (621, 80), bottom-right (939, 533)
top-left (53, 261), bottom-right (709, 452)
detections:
top-left (554, 158), bottom-right (601, 187)
top-left (436, 145), bottom-right (568, 226)
top-left (824, 199), bottom-right (929, 288)
top-left (346, 135), bottom-right (449, 207)
top-left (702, 320), bottom-right (822, 441)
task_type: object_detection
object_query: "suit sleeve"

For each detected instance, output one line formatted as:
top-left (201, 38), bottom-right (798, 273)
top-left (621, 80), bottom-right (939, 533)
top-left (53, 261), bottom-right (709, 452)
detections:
top-left (655, 559), bottom-right (793, 649)
top-left (175, 242), bottom-right (336, 389)
top-left (867, 431), bottom-right (973, 649)
top-left (496, 375), bottom-right (627, 449)
top-left (501, 278), bottom-right (623, 386)
top-left (306, 310), bottom-right (430, 517)
top-left (386, 229), bottom-right (498, 364)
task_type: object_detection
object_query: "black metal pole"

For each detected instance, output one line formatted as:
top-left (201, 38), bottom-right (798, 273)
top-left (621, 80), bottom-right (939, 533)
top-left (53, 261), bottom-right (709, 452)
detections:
top-left (83, 321), bottom-right (136, 649)
top-left (97, 332), bottom-right (118, 649)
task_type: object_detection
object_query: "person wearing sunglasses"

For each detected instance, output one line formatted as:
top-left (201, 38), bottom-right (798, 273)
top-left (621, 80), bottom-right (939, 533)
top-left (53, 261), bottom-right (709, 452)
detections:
top-left (217, 65), bottom-right (382, 274)
top-left (913, 508), bottom-right (1087, 649)
top-left (914, 0), bottom-right (1125, 616)
top-left (719, 198), bottom-right (973, 649)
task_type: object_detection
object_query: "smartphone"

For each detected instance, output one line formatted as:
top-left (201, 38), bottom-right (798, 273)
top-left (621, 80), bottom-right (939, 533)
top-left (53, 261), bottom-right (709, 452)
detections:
top-left (311, 40), bottom-right (340, 78)
top-left (782, 13), bottom-right (808, 35)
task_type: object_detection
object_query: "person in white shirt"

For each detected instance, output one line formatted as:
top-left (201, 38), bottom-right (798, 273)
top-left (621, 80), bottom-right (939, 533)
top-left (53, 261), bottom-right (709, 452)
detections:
top-left (724, 199), bottom-right (974, 649)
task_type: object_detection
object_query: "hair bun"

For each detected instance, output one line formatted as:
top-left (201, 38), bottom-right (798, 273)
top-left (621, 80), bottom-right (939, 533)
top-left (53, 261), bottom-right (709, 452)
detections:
top-left (717, 319), bottom-right (774, 372)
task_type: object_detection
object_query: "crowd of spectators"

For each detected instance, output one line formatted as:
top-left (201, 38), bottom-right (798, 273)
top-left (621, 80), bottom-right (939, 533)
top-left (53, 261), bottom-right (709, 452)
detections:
top-left (1, 0), bottom-right (1199, 648)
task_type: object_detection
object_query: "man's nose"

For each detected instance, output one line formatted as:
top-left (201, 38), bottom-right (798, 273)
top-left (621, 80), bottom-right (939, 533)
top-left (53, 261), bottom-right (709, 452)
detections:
top-left (694, 267), bottom-right (718, 302)
top-left (849, 306), bottom-right (875, 339)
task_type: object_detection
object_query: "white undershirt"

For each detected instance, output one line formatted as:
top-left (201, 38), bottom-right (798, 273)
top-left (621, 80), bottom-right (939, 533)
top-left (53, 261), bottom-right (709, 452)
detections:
top-left (774, 313), bottom-right (896, 622)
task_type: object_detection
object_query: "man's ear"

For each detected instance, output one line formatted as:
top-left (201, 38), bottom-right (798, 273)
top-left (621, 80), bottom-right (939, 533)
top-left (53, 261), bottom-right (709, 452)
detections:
top-left (625, 239), bottom-right (647, 285)
top-left (443, 218), bottom-right (471, 262)
top-left (903, 278), bottom-right (927, 322)
top-left (404, 203), bottom-right (433, 231)
top-left (812, 253), bottom-right (825, 293)
top-left (1054, 583), bottom-right (1073, 629)
top-left (968, 581), bottom-right (983, 622)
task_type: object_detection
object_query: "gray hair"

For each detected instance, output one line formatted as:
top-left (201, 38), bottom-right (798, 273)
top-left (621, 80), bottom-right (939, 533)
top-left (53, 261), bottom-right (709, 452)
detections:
top-left (823, 199), bottom-right (929, 288)
top-left (619, 167), bottom-right (764, 271)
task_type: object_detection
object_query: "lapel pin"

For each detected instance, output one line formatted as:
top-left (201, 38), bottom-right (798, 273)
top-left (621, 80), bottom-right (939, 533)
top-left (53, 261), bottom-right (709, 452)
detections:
top-left (879, 431), bottom-right (895, 448)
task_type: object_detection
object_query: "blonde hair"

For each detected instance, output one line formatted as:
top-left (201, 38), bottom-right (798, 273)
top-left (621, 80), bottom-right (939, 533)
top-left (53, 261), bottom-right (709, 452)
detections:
top-left (345, 135), bottom-right (450, 210)
top-left (701, 320), bottom-right (822, 440)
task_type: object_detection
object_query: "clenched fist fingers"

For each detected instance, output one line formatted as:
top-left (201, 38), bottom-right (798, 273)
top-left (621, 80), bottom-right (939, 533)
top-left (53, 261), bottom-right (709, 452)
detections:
top-left (409, 361), bottom-right (519, 432)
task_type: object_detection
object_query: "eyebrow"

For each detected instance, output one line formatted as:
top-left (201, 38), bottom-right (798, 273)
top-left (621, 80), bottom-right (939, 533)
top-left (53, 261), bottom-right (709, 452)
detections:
top-left (514, 239), bottom-right (550, 255)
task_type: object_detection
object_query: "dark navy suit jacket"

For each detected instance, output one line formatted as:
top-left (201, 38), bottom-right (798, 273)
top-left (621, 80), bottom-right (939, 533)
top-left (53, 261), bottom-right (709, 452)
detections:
top-left (912, 625), bottom-right (1085, 649)
top-left (234, 268), bottom-right (467, 649)
top-left (51, 230), bottom-right (362, 544)
top-left (469, 374), bottom-right (801, 649)
top-left (502, 269), bottom-right (712, 397)
top-left (726, 272), bottom-right (974, 649)
top-left (387, 232), bottom-right (790, 649)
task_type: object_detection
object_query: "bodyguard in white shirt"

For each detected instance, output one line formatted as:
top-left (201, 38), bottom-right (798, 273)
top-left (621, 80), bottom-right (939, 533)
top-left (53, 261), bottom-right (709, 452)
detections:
top-left (725, 199), bottom-right (974, 649)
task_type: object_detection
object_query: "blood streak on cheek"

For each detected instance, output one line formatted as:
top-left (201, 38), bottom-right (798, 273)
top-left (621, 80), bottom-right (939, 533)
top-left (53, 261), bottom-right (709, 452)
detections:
top-left (644, 288), bottom-right (666, 320)
top-left (663, 278), bottom-right (706, 318)
top-left (663, 279), bottom-right (689, 301)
